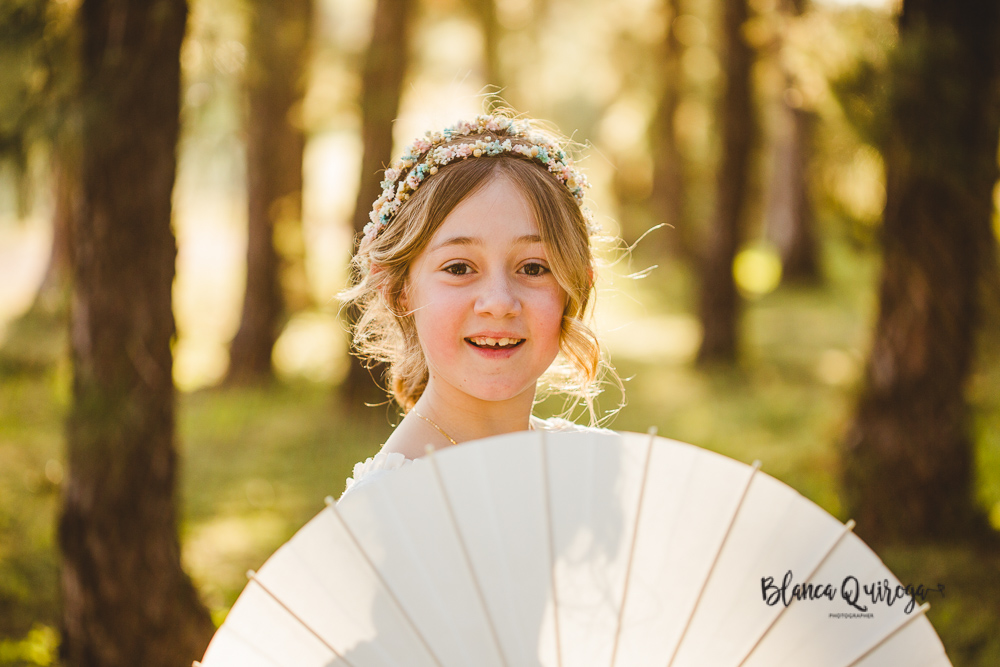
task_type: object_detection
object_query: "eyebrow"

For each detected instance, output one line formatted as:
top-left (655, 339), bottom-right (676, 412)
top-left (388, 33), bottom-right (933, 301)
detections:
top-left (429, 234), bottom-right (542, 251)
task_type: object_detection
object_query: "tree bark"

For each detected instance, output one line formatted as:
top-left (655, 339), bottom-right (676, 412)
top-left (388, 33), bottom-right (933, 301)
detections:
top-left (766, 102), bottom-right (819, 282)
top-left (697, 0), bottom-right (755, 364)
top-left (649, 0), bottom-right (688, 259)
top-left (59, 0), bottom-right (214, 664)
top-left (39, 150), bottom-right (77, 302)
top-left (842, 0), bottom-right (1000, 544)
top-left (225, 0), bottom-right (313, 385)
top-left (342, 0), bottom-right (412, 406)
top-left (766, 0), bottom-right (820, 283)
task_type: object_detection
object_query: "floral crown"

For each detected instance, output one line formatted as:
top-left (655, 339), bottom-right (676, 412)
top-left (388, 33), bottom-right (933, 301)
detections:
top-left (364, 115), bottom-right (594, 241)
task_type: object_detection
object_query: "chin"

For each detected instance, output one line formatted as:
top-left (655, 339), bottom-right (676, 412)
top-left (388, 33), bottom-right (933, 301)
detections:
top-left (463, 379), bottom-right (538, 404)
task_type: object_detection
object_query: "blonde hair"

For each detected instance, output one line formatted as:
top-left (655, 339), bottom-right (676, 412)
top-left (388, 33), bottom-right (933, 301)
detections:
top-left (340, 124), bottom-right (609, 418)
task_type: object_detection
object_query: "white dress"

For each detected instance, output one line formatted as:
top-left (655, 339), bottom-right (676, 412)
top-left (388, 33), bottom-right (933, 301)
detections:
top-left (339, 416), bottom-right (603, 501)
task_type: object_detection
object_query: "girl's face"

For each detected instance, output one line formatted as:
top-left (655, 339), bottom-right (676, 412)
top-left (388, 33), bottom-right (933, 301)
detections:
top-left (405, 177), bottom-right (567, 406)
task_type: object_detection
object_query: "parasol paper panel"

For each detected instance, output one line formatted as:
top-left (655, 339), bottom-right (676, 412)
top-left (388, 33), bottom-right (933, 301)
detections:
top-left (198, 430), bottom-right (951, 667)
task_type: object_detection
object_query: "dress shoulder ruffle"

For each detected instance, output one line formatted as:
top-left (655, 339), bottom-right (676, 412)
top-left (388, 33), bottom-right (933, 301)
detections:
top-left (342, 450), bottom-right (414, 497)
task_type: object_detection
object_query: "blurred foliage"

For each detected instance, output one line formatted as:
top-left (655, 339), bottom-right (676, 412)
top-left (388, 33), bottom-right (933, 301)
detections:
top-left (777, 5), bottom-right (895, 247)
top-left (0, 0), bottom-right (76, 219)
top-left (0, 625), bottom-right (57, 666)
top-left (176, 0), bottom-right (249, 194)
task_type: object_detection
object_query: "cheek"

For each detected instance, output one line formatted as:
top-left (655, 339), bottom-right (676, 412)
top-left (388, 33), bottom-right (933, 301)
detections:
top-left (411, 289), bottom-right (466, 356)
top-left (535, 287), bottom-right (569, 345)
top-left (419, 287), bottom-right (465, 324)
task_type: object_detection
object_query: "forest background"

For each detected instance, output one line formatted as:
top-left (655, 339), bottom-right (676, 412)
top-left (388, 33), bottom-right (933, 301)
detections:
top-left (1, 0), bottom-right (999, 664)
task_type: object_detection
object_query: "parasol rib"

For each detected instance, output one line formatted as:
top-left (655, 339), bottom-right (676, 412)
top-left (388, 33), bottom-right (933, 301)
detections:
top-left (665, 460), bottom-right (762, 667)
top-left (246, 570), bottom-right (355, 666)
top-left (842, 602), bottom-right (931, 667)
top-left (427, 448), bottom-right (511, 667)
top-left (734, 519), bottom-right (857, 666)
top-left (325, 501), bottom-right (446, 667)
top-left (609, 428), bottom-right (658, 667)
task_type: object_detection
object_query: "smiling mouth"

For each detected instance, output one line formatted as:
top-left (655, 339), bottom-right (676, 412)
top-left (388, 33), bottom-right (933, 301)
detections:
top-left (466, 336), bottom-right (525, 349)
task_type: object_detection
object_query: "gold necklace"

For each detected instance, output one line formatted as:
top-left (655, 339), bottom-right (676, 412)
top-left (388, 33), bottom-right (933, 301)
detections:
top-left (410, 408), bottom-right (458, 445)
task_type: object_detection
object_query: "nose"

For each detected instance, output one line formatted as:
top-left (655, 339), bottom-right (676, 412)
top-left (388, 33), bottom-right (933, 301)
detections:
top-left (474, 271), bottom-right (521, 318)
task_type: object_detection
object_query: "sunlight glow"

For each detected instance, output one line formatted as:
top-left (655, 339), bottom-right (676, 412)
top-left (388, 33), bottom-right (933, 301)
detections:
top-left (815, 348), bottom-right (860, 387)
top-left (733, 245), bottom-right (783, 297)
top-left (0, 217), bottom-right (48, 340)
top-left (273, 312), bottom-right (347, 385)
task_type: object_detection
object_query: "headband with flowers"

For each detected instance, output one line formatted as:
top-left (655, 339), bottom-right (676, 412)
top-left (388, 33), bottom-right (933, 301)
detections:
top-left (363, 115), bottom-right (594, 242)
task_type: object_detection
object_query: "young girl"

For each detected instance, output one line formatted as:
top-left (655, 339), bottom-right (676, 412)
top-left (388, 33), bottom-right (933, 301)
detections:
top-left (339, 113), bottom-right (611, 499)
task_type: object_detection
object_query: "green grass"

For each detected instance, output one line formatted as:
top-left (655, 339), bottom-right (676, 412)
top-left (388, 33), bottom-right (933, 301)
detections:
top-left (1, 238), bottom-right (999, 665)
top-left (0, 364), bottom-right (68, 646)
top-left (177, 382), bottom-right (394, 614)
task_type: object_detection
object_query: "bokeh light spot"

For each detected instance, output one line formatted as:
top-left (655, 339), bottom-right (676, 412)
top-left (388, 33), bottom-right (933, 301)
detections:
top-left (733, 244), bottom-right (782, 297)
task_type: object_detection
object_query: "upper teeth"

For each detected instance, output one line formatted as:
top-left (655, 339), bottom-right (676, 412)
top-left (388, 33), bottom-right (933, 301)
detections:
top-left (472, 337), bottom-right (521, 347)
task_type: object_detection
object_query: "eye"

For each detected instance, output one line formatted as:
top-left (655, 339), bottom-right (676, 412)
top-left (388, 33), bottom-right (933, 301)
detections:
top-left (519, 262), bottom-right (550, 277)
top-left (443, 262), bottom-right (472, 276)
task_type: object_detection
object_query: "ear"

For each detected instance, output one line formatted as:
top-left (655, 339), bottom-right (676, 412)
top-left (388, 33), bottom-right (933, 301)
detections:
top-left (373, 265), bottom-right (409, 315)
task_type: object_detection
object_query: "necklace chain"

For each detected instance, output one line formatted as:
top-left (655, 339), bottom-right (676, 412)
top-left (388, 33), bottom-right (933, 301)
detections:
top-left (410, 408), bottom-right (458, 445)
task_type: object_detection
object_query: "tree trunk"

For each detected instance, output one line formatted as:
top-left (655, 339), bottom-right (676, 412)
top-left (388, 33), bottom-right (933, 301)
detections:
top-left (767, 103), bottom-right (820, 282)
top-left (35, 147), bottom-right (77, 312)
top-left (842, 0), bottom-right (1000, 544)
top-left (59, 0), bottom-right (214, 664)
top-left (766, 0), bottom-right (820, 283)
top-left (342, 0), bottom-right (411, 406)
top-left (225, 0), bottom-right (313, 385)
top-left (649, 0), bottom-right (688, 258)
top-left (696, 0), bottom-right (755, 364)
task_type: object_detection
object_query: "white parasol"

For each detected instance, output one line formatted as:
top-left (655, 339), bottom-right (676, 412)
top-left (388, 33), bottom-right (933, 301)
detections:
top-left (196, 429), bottom-right (951, 666)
